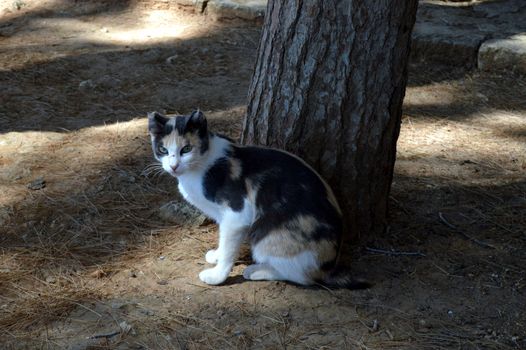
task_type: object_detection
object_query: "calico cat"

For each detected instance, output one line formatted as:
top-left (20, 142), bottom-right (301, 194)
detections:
top-left (148, 110), bottom-right (368, 288)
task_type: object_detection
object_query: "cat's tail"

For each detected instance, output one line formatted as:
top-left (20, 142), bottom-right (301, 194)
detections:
top-left (317, 267), bottom-right (372, 290)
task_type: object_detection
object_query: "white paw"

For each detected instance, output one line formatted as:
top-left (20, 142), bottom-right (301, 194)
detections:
top-left (205, 249), bottom-right (219, 264)
top-left (199, 267), bottom-right (228, 285)
top-left (243, 264), bottom-right (259, 280)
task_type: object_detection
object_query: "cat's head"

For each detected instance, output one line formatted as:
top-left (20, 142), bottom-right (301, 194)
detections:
top-left (148, 110), bottom-right (209, 177)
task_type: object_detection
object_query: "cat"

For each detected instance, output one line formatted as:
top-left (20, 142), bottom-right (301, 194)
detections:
top-left (148, 110), bottom-right (369, 288)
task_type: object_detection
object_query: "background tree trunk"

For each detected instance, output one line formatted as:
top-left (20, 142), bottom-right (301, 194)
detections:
top-left (242, 1), bottom-right (418, 238)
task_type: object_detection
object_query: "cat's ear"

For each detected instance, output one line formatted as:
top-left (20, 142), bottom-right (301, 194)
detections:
top-left (148, 111), bottom-right (169, 135)
top-left (189, 109), bottom-right (205, 124)
top-left (186, 110), bottom-right (207, 134)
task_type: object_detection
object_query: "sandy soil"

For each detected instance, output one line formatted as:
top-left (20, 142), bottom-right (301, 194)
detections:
top-left (0, 1), bottom-right (525, 349)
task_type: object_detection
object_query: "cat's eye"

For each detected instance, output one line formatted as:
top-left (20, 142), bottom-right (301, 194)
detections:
top-left (158, 145), bottom-right (168, 155)
top-left (180, 145), bottom-right (193, 155)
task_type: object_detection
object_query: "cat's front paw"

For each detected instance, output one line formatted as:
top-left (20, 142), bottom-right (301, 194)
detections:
top-left (205, 249), bottom-right (219, 264)
top-left (199, 267), bottom-right (228, 285)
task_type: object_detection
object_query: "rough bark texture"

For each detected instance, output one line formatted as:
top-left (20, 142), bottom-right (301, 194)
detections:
top-left (242, 1), bottom-right (418, 238)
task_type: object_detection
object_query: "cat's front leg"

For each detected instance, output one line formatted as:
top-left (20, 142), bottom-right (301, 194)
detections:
top-left (199, 213), bottom-right (246, 285)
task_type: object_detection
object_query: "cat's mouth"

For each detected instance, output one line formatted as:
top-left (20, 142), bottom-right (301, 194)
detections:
top-left (169, 168), bottom-right (182, 177)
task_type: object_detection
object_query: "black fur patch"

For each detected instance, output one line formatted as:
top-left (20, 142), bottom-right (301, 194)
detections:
top-left (148, 112), bottom-right (173, 159)
top-left (203, 157), bottom-right (246, 212)
top-left (199, 133), bottom-right (209, 154)
top-left (175, 111), bottom-right (209, 154)
top-left (319, 258), bottom-right (338, 272)
top-left (200, 141), bottom-right (342, 244)
top-left (148, 112), bottom-right (173, 136)
top-left (234, 146), bottom-right (341, 244)
top-left (175, 115), bottom-right (187, 135)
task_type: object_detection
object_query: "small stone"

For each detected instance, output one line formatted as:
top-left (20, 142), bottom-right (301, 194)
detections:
top-left (141, 309), bottom-right (155, 316)
top-left (13, 1), bottom-right (25, 11)
top-left (27, 177), bottom-right (45, 190)
top-left (159, 200), bottom-right (207, 227)
top-left (447, 310), bottom-right (454, 317)
top-left (157, 279), bottom-right (168, 285)
top-left (371, 319), bottom-right (379, 333)
top-left (45, 276), bottom-right (56, 284)
top-left (233, 329), bottom-right (243, 336)
top-left (128, 270), bottom-right (137, 278)
top-left (79, 79), bottom-right (95, 92)
top-left (101, 27), bottom-right (109, 33)
top-left (165, 55), bottom-right (178, 64)
top-left (476, 93), bottom-right (488, 102)
top-left (89, 269), bottom-right (106, 279)
top-left (159, 256), bottom-right (165, 261)
top-left (217, 310), bottom-right (225, 317)
top-left (119, 321), bottom-right (133, 334)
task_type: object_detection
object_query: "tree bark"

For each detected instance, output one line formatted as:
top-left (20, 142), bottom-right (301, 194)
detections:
top-left (242, 1), bottom-right (418, 238)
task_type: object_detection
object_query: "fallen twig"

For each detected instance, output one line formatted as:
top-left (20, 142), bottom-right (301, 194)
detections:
top-left (365, 247), bottom-right (426, 257)
top-left (88, 330), bottom-right (120, 340)
top-left (438, 212), bottom-right (457, 230)
top-left (438, 212), bottom-right (496, 249)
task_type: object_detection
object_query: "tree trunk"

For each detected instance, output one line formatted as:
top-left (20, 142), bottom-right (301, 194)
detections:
top-left (242, 1), bottom-right (418, 238)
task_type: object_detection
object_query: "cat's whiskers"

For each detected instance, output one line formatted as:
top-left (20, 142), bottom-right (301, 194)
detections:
top-left (142, 163), bottom-right (161, 171)
top-left (141, 163), bottom-right (164, 178)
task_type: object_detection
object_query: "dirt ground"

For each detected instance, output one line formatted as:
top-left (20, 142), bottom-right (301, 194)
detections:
top-left (0, 1), bottom-right (525, 349)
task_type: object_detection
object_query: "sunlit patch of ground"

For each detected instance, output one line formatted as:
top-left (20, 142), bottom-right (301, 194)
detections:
top-left (1, 1), bottom-right (525, 349)
top-left (397, 111), bottom-right (526, 185)
top-left (0, 0), bottom-right (213, 72)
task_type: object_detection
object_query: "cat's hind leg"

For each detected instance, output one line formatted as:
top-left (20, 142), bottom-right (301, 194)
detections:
top-left (250, 251), bottom-right (319, 285)
top-left (243, 263), bottom-right (284, 281)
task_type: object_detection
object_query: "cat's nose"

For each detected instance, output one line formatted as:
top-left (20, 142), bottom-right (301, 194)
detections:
top-left (170, 164), bottom-right (179, 172)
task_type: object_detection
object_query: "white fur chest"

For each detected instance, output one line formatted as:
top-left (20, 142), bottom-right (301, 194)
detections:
top-left (177, 172), bottom-right (223, 223)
